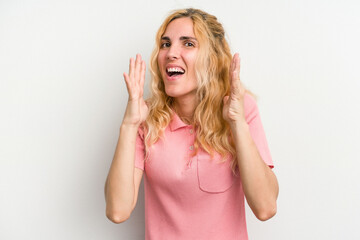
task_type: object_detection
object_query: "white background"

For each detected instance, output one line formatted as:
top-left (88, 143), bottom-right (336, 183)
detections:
top-left (1, 0), bottom-right (360, 239)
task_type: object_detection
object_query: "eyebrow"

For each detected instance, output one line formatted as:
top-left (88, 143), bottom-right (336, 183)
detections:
top-left (161, 36), bottom-right (198, 42)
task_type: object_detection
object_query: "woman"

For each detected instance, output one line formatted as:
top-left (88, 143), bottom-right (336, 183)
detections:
top-left (105, 8), bottom-right (279, 240)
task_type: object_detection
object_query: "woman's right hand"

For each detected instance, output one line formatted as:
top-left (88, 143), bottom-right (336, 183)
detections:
top-left (122, 54), bottom-right (149, 127)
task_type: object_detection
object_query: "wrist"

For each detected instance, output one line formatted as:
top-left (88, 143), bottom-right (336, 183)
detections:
top-left (229, 120), bottom-right (249, 132)
top-left (120, 122), bottom-right (140, 132)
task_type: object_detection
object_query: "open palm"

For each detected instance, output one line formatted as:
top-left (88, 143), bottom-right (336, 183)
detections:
top-left (122, 54), bottom-right (149, 126)
top-left (223, 53), bottom-right (246, 125)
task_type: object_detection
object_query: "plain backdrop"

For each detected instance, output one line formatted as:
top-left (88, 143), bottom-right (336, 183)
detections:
top-left (1, 0), bottom-right (360, 239)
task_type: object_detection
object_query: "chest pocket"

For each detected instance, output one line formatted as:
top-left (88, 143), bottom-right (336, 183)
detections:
top-left (196, 152), bottom-right (237, 193)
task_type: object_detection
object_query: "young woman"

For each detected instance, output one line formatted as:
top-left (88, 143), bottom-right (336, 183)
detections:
top-left (105, 8), bottom-right (279, 240)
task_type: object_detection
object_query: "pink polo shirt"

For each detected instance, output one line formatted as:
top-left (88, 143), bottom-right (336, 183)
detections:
top-left (134, 93), bottom-right (273, 240)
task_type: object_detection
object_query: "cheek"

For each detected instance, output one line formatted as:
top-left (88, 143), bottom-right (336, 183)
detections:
top-left (157, 57), bottom-right (161, 68)
top-left (157, 53), bottom-right (165, 67)
top-left (158, 49), bottom-right (168, 61)
top-left (185, 52), bottom-right (198, 71)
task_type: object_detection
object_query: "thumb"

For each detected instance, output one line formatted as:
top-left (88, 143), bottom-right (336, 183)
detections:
top-left (223, 95), bottom-right (229, 105)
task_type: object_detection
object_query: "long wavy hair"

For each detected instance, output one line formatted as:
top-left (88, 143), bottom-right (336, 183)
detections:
top-left (143, 8), bottom-right (255, 173)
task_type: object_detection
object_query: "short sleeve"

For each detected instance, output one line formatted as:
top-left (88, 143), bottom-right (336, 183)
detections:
top-left (244, 94), bottom-right (274, 168)
top-left (134, 126), bottom-right (145, 171)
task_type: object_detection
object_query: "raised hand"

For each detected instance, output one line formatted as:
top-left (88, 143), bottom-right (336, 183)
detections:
top-left (223, 53), bottom-right (246, 126)
top-left (122, 54), bottom-right (149, 127)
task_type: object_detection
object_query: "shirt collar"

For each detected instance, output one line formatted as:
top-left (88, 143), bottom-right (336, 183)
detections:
top-left (169, 112), bottom-right (190, 131)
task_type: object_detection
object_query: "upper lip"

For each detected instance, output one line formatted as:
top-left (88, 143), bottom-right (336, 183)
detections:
top-left (165, 64), bottom-right (185, 73)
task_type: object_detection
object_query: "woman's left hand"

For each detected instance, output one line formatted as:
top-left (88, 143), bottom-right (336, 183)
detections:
top-left (223, 53), bottom-right (247, 126)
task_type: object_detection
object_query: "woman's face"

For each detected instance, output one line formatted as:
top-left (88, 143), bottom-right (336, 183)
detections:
top-left (157, 17), bottom-right (199, 101)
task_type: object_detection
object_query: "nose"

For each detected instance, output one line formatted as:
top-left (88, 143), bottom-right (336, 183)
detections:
top-left (166, 44), bottom-right (180, 60)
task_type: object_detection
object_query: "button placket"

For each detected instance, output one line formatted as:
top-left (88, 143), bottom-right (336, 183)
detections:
top-left (186, 127), bottom-right (195, 168)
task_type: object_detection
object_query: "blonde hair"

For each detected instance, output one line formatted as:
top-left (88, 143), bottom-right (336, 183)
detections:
top-left (144, 8), bottom-right (256, 173)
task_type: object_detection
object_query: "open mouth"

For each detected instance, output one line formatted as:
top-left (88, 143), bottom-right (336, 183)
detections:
top-left (166, 67), bottom-right (185, 77)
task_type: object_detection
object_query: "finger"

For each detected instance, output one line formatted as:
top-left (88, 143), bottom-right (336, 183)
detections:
top-left (231, 71), bottom-right (242, 95)
top-left (140, 60), bottom-right (146, 91)
top-left (134, 54), bottom-right (142, 82)
top-left (139, 60), bottom-right (146, 96)
top-left (230, 53), bottom-right (239, 80)
top-left (129, 57), bottom-right (135, 80)
top-left (123, 72), bottom-right (131, 94)
top-left (235, 53), bottom-right (240, 74)
top-left (231, 71), bottom-right (238, 87)
top-left (233, 53), bottom-right (238, 72)
top-left (229, 55), bottom-right (235, 80)
top-left (231, 53), bottom-right (240, 84)
top-left (230, 54), bottom-right (235, 73)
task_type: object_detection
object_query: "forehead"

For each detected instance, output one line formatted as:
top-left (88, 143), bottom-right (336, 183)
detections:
top-left (162, 17), bottom-right (195, 38)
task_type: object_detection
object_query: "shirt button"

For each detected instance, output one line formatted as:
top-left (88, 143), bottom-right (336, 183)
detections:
top-left (189, 145), bottom-right (194, 151)
top-left (189, 129), bottom-right (193, 134)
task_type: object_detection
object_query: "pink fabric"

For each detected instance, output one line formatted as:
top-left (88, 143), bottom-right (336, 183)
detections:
top-left (134, 93), bottom-right (273, 240)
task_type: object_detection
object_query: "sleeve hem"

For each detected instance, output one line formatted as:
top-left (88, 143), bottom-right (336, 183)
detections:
top-left (135, 165), bottom-right (144, 171)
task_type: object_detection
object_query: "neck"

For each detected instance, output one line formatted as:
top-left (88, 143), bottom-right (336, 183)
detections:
top-left (173, 96), bottom-right (197, 124)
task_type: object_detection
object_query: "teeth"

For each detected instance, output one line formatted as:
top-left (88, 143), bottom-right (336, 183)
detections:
top-left (167, 67), bottom-right (184, 73)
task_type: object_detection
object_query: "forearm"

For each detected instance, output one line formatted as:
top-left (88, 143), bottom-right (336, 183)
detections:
top-left (231, 121), bottom-right (279, 221)
top-left (105, 124), bottom-right (139, 219)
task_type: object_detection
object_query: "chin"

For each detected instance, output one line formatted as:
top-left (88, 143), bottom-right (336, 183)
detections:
top-left (164, 89), bottom-right (179, 98)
